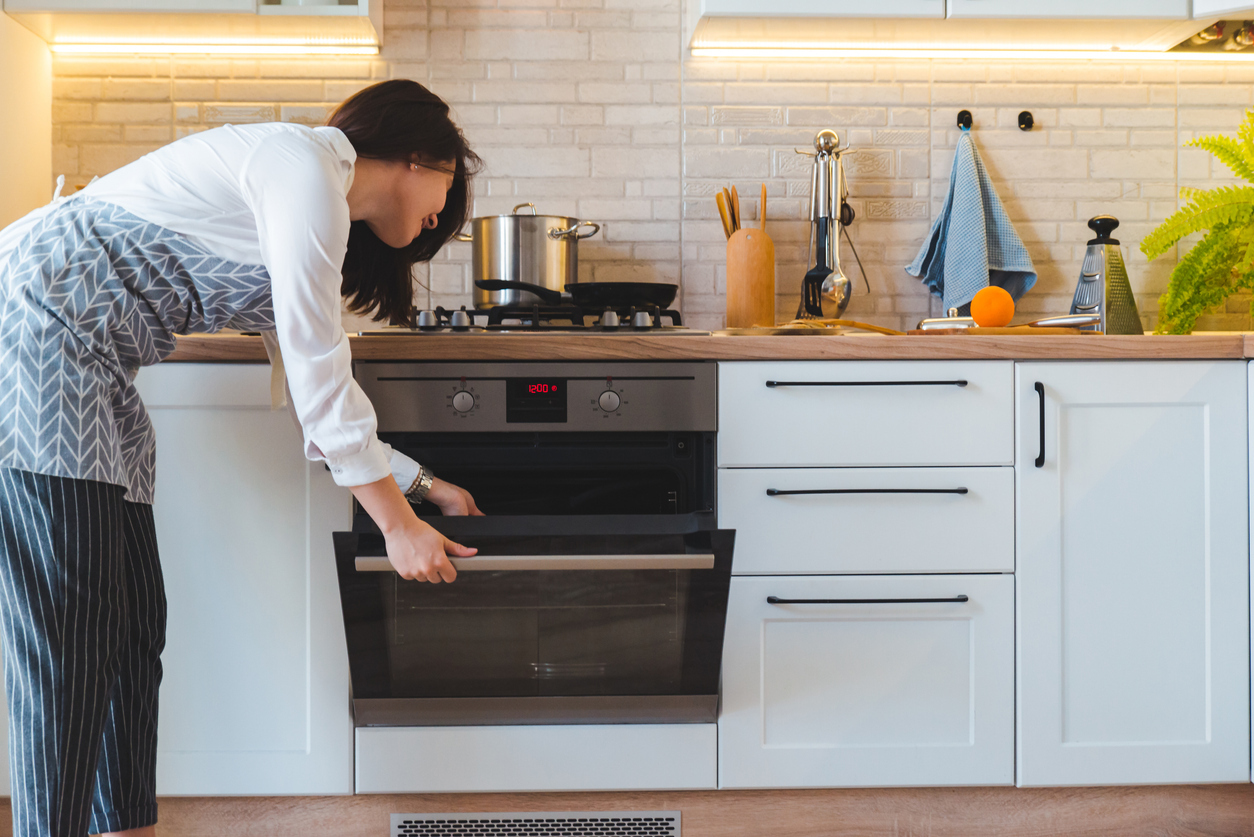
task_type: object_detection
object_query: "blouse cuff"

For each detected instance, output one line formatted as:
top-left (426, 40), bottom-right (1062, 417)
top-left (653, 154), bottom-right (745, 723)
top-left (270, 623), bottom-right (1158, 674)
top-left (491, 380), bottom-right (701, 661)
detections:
top-left (324, 436), bottom-right (392, 488)
top-left (380, 442), bottom-right (422, 494)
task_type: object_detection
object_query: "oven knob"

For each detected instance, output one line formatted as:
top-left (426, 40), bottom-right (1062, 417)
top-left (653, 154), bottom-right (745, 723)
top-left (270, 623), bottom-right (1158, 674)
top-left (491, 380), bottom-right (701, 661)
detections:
top-left (452, 391), bottom-right (475, 413)
top-left (450, 309), bottom-right (472, 329)
top-left (416, 309), bottom-right (439, 329)
top-left (598, 390), bottom-right (621, 412)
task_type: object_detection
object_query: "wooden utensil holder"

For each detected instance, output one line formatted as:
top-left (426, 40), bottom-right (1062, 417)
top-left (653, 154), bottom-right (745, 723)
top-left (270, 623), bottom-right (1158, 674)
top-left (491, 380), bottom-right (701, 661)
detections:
top-left (725, 227), bottom-right (775, 328)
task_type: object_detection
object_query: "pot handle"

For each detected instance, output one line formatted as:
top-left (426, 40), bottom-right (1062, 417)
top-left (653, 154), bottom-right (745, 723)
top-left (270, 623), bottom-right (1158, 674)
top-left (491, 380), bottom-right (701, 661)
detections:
top-left (454, 231), bottom-right (473, 242)
top-left (549, 220), bottom-right (601, 240)
top-left (513, 202), bottom-right (538, 215)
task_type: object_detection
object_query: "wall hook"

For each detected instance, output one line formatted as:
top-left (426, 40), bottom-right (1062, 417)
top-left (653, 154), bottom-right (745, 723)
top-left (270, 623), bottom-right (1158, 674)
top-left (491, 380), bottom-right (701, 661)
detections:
top-left (957, 110), bottom-right (973, 131)
top-left (1019, 110), bottom-right (1034, 131)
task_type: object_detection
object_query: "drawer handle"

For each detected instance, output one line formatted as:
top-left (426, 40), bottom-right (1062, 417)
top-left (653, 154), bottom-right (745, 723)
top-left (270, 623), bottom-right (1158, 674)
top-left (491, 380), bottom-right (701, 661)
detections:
top-left (767, 595), bottom-right (970, 605)
top-left (766, 488), bottom-right (968, 496)
top-left (1034, 381), bottom-right (1046, 468)
top-left (765, 380), bottom-right (968, 388)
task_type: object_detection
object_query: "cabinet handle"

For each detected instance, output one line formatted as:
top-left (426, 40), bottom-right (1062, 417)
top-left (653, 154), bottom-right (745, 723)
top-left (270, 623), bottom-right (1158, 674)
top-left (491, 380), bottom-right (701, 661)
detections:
top-left (766, 487), bottom-right (968, 496)
top-left (765, 380), bottom-right (968, 388)
top-left (767, 595), bottom-right (969, 605)
top-left (1034, 381), bottom-right (1045, 468)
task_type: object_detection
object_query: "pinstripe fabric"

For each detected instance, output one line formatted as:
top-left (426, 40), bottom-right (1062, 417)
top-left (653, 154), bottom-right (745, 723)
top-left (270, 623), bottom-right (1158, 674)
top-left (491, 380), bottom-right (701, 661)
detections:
top-left (0, 468), bottom-right (166, 836)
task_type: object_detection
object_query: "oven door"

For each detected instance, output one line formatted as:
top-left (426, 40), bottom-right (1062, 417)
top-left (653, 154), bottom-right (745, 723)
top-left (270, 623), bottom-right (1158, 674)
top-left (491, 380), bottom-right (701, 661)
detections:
top-left (335, 514), bottom-right (734, 726)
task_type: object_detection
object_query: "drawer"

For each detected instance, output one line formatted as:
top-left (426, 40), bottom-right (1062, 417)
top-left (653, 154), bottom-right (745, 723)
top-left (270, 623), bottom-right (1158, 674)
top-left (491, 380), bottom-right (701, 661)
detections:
top-left (718, 361), bottom-right (1014, 467)
top-left (719, 574), bottom-right (1014, 789)
top-left (720, 467), bottom-right (1013, 574)
top-left (356, 724), bottom-right (716, 793)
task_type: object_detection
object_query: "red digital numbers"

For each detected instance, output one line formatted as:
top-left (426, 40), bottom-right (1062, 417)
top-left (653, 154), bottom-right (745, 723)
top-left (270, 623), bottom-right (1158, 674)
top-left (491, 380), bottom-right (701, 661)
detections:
top-left (528, 383), bottom-right (555, 395)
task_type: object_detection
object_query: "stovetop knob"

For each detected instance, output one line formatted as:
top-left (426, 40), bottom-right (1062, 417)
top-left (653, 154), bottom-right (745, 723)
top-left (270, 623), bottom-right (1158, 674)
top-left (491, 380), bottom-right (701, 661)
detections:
top-left (600, 310), bottom-right (620, 328)
top-left (416, 310), bottom-right (439, 329)
top-left (449, 309), bottom-right (472, 329)
top-left (632, 310), bottom-right (653, 328)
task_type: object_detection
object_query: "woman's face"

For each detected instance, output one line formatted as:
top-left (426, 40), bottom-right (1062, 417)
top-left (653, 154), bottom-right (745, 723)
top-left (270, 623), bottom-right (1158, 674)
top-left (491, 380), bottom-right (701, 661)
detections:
top-left (367, 159), bottom-right (456, 248)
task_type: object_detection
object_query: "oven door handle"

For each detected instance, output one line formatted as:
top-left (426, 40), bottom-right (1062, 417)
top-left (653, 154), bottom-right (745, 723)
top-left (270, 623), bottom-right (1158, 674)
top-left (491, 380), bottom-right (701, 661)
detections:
top-left (354, 553), bottom-right (717, 572)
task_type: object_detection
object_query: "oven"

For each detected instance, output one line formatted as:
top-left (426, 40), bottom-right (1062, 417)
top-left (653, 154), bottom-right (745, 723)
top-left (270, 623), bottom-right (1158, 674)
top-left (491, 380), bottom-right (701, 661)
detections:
top-left (334, 361), bottom-right (734, 727)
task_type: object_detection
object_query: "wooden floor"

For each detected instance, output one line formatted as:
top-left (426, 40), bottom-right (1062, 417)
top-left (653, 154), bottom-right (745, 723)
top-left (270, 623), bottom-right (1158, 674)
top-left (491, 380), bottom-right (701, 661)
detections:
top-left (0, 785), bottom-right (1248, 837)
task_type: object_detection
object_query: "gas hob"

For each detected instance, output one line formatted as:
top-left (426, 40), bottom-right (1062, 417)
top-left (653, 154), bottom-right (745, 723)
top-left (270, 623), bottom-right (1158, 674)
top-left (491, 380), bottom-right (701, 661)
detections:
top-left (357, 305), bottom-right (709, 336)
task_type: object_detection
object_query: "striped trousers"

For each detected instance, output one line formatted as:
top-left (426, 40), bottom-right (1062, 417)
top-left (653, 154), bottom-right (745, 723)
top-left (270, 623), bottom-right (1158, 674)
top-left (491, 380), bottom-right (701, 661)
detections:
top-left (0, 469), bottom-right (166, 836)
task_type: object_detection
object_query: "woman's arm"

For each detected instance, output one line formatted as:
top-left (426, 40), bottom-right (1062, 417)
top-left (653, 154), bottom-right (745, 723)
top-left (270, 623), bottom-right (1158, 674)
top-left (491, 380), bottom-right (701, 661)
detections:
top-left (351, 476), bottom-right (481, 583)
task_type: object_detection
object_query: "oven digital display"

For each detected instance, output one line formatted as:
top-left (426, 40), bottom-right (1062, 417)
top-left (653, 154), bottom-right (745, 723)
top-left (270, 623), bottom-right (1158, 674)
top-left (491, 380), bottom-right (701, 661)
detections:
top-left (506, 378), bottom-right (567, 423)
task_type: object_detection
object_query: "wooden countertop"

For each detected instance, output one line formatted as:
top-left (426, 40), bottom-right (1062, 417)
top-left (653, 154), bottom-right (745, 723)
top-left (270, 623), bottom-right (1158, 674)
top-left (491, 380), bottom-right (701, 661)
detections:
top-left (164, 332), bottom-right (1254, 363)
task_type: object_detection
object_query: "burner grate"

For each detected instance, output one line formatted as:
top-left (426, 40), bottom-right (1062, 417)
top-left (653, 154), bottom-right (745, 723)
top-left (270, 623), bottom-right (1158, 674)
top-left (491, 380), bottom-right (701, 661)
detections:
top-left (392, 812), bottom-right (680, 837)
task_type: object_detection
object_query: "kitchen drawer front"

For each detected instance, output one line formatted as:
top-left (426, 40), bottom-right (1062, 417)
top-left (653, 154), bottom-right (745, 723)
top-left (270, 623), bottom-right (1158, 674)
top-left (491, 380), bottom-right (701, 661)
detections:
top-left (356, 724), bottom-right (716, 793)
top-left (719, 574), bottom-right (1014, 789)
top-left (720, 467), bottom-right (1013, 574)
top-left (718, 361), bottom-right (1014, 467)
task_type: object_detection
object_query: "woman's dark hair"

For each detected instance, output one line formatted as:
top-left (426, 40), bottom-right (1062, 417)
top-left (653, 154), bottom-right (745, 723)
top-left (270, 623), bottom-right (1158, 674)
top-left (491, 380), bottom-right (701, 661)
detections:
top-left (329, 79), bottom-right (482, 326)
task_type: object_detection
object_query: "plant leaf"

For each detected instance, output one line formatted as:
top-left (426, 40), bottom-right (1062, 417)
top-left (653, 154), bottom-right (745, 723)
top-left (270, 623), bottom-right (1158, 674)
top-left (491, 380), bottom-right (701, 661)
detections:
top-left (1141, 185), bottom-right (1254, 260)
top-left (1187, 135), bottom-right (1254, 183)
top-left (1155, 223), bottom-right (1244, 334)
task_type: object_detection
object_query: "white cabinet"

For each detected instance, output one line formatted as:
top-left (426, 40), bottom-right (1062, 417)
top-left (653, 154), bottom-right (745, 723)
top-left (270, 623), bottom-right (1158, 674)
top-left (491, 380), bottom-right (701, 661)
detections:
top-left (718, 362), bottom-right (1014, 468)
top-left (947, 0), bottom-right (1189, 18)
top-left (357, 725), bottom-right (717, 793)
top-left (699, 0), bottom-right (944, 16)
top-left (719, 574), bottom-right (1015, 788)
top-left (3, 0), bottom-right (250, 11)
top-left (1194, 0), bottom-right (1254, 17)
top-left (1016, 362), bottom-right (1250, 787)
top-left (136, 363), bottom-right (354, 795)
top-left (719, 466), bottom-right (1014, 574)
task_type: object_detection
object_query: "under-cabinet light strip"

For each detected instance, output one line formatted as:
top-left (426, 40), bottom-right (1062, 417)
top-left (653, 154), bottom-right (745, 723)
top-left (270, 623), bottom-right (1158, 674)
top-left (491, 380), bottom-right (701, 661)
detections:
top-left (691, 46), bottom-right (1254, 61)
top-left (50, 43), bottom-right (378, 56)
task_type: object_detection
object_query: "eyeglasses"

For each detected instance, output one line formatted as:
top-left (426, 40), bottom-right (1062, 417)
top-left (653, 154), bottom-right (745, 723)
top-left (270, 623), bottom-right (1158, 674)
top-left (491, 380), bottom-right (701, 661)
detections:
top-left (411, 161), bottom-right (457, 177)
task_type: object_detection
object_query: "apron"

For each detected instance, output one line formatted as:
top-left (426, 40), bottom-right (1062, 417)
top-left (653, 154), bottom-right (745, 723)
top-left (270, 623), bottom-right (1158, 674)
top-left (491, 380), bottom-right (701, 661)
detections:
top-left (0, 197), bottom-right (276, 504)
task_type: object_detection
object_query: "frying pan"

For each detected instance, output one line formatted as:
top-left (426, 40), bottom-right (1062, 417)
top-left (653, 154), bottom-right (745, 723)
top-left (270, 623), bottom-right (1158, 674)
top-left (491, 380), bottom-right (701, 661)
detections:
top-left (475, 280), bottom-right (679, 310)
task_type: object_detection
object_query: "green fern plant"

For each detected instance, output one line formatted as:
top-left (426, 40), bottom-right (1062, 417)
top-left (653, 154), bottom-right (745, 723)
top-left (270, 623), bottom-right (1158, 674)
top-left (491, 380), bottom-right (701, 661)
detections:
top-left (1142, 110), bottom-right (1254, 334)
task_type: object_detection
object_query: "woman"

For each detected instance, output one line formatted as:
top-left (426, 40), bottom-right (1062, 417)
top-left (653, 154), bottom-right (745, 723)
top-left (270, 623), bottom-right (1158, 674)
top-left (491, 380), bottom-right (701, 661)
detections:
top-left (0, 79), bottom-right (481, 837)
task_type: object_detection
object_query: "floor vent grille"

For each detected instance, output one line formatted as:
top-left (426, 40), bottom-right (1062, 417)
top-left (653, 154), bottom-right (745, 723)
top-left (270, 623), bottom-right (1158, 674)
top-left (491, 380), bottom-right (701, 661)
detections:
top-left (392, 811), bottom-right (680, 837)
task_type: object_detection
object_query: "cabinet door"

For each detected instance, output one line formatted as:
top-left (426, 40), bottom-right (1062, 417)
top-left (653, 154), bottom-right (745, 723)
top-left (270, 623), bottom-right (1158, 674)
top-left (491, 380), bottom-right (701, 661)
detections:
top-left (719, 574), bottom-right (1014, 788)
top-left (1016, 362), bottom-right (1250, 786)
top-left (1194, 0), bottom-right (1254, 16)
top-left (947, 0), bottom-right (1189, 17)
top-left (3, 0), bottom-right (254, 12)
top-left (700, 0), bottom-right (944, 17)
top-left (136, 363), bottom-right (353, 795)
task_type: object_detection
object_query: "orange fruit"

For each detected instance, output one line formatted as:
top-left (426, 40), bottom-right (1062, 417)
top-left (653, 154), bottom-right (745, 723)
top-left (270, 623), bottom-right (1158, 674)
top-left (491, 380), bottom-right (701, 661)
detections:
top-left (970, 286), bottom-right (1015, 328)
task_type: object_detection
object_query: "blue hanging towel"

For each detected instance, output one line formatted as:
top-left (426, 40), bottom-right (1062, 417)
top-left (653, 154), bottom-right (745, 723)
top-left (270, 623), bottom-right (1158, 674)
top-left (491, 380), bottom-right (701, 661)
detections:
top-left (905, 131), bottom-right (1036, 313)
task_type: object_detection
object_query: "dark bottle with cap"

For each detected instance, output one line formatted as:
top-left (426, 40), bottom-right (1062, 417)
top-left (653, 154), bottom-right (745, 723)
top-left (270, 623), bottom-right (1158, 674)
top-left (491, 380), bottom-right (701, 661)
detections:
top-left (1068, 215), bottom-right (1143, 335)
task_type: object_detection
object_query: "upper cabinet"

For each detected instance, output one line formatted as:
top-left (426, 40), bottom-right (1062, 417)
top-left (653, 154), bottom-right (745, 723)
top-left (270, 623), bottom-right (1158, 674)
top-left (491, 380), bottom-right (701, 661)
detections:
top-left (1, 0), bottom-right (383, 51)
top-left (947, 0), bottom-right (1188, 18)
top-left (1194, 0), bottom-right (1254, 16)
top-left (690, 0), bottom-right (1213, 52)
top-left (700, 0), bottom-right (944, 17)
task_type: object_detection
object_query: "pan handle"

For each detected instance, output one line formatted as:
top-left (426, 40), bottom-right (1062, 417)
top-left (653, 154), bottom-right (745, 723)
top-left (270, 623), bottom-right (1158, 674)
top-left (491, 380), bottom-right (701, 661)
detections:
top-left (549, 220), bottom-right (601, 240)
top-left (474, 279), bottom-right (565, 305)
top-left (454, 230), bottom-right (473, 242)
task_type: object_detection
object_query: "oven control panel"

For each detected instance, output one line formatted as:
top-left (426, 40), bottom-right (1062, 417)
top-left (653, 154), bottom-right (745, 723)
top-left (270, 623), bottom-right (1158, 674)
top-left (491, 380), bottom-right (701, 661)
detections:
top-left (359, 361), bottom-right (717, 432)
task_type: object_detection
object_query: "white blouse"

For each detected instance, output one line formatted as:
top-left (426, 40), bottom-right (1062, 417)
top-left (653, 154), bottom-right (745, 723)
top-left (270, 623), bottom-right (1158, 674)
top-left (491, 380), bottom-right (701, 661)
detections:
top-left (77, 122), bottom-right (420, 492)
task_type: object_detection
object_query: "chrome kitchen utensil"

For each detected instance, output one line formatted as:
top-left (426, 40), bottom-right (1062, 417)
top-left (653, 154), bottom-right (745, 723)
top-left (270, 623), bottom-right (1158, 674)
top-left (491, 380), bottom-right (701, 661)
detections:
top-left (461, 203), bottom-right (601, 309)
top-left (796, 130), bottom-right (855, 319)
top-left (915, 307), bottom-right (976, 331)
top-left (1027, 313), bottom-right (1101, 328)
top-left (1068, 215), bottom-right (1143, 335)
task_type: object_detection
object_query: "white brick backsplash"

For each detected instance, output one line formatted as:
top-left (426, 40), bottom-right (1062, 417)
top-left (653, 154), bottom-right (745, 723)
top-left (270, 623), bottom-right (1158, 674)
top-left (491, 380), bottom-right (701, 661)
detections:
top-left (47, 1), bottom-right (1254, 332)
top-left (466, 30), bottom-right (589, 60)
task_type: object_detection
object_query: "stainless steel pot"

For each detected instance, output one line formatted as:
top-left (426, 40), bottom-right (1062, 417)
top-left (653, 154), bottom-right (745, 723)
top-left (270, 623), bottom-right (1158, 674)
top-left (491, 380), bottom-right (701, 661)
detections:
top-left (461, 203), bottom-right (600, 309)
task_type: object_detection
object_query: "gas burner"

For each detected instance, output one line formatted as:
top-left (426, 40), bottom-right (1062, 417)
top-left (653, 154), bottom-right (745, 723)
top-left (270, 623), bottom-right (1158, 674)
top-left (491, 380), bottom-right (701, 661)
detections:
top-left (362, 304), bottom-right (705, 335)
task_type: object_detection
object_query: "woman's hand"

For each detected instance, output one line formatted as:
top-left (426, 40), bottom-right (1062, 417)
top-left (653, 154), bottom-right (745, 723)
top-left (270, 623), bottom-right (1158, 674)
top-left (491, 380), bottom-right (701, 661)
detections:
top-left (427, 477), bottom-right (484, 516)
top-left (381, 514), bottom-right (475, 583)
top-left (349, 474), bottom-right (477, 583)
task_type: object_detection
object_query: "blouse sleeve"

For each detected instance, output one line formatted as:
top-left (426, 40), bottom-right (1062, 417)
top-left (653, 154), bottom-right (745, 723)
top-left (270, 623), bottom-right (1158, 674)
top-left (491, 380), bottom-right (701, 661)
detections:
top-left (241, 130), bottom-right (391, 488)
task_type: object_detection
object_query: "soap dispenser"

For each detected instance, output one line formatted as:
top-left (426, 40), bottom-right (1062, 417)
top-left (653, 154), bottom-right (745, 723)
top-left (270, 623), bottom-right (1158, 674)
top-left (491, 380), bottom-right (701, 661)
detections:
top-left (1069, 215), bottom-right (1143, 335)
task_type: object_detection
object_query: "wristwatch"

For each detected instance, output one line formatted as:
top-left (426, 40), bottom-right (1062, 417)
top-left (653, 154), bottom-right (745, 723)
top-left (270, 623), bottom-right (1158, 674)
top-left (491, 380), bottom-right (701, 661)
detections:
top-left (405, 465), bottom-right (436, 504)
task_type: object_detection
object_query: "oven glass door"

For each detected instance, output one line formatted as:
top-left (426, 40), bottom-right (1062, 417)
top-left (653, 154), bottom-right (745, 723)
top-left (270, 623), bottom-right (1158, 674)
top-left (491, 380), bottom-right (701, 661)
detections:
top-left (335, 517), bottom-right (733, 726)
